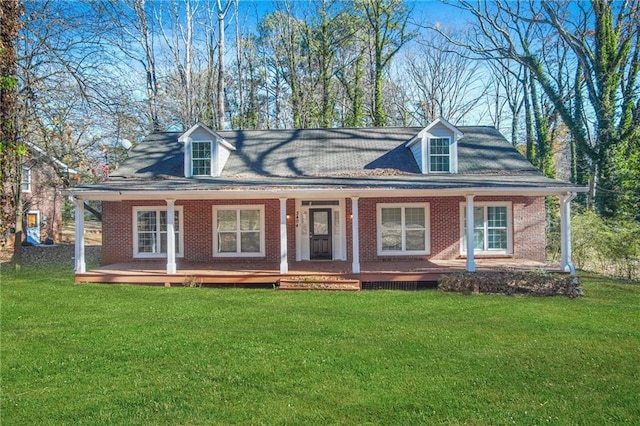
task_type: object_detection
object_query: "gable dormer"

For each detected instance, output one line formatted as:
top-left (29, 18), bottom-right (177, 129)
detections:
top-left (179, 123), bottom-right (235, 178)
top-left (406, 117), bottom-right (463, 174)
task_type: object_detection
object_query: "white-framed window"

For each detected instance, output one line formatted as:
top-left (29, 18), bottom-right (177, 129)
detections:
top-left (213, 205), bottom-right (265, 257)
top-left (21, 167), bottom-right (31, 192)
top-left (377, 203), bottom-right (430, 255)
top-left (133, 206), bottom-right (184, 258)
top-left (428, 137), bottom-right (451, 173)
top-left (192, 141), bottom-right (213, 176)
top-left (460, 202), bottom-right (512, 254)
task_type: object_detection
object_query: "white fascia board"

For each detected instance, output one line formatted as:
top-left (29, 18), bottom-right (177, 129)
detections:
top-left (66, 185), bottom-right (587, 201)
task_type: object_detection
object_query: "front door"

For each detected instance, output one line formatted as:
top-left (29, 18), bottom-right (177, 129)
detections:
top-left (26, 210), bottom-right (40, 245)
top-left (310, 208), bottom-right (332, 260)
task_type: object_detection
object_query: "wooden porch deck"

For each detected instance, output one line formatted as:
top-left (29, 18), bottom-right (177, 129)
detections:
top-left (76, 258), bottom-right (560, 287)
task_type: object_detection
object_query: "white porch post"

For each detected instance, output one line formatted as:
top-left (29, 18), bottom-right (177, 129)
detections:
top-left (466, 194), bottom-right (476, 272)
top-left (279, 198), bottom-right (288, 274)
top-left (73, 198), bottom-right (86, 273)
top-left (166, 199), bottom-right (177, 274)
top-left (351, 197), bottom-right (360, 274)
top-left (560, 192), bottom-right (577, 275)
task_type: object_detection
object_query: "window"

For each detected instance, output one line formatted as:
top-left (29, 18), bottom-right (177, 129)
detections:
top-left (21, 167), bottom-right (31, 192)
top-left (133, 206), bottom-right (183, 258)
top-left (429, 138), bottom-right (450, 172)
top-left (377, 203), bottom-right (430, 255)
top-left (213, 205), bottom-right (265, 257)
top-left (192, 141), bottom-right (212, 176)
top-left (461, 203), bottom-right (512, 254)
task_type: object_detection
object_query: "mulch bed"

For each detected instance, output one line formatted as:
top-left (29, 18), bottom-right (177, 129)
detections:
top-left (438, 271), bottom-right (583, 297)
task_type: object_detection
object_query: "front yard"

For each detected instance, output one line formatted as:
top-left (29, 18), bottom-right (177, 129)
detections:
top-left (1, 268), bottom-right (638, 424)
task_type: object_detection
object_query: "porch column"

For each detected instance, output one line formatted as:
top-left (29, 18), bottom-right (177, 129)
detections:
top-left (351, 197), bottom-right (360, 273)
top-left (166, 199), bottom-right (176, 274)
top-left (73, 198), bottom-right (86, 273)
top-left (465, 194), bottom-right (476, 272)
top-left (560, 192), bottom-right (577, 275)
top-left (279, 197), bottom-right (288, 274)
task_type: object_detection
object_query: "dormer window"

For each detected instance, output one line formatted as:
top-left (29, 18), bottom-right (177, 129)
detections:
top-left (192, 141), bottom-right (213, 176)
top-left (406, 117), bottom-right (462, 175)
top-left (428, 138), bottom-right (451, 173)
top-left (180, 123), bottom-right (236, 178)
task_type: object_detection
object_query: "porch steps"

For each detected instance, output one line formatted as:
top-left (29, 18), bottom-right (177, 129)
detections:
top-left (278, 277), bottom-right (361, 291)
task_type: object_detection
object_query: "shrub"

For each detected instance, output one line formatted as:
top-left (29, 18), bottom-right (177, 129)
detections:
top-left (438, 271), bottom-right (582, 298)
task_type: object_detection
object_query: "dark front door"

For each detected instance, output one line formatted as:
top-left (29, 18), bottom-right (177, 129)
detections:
top-left (310, 208), bottom-right (332, 260)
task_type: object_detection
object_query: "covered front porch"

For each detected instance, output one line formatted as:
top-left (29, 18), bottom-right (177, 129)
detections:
top-left (75, 257), bottom-right (562, 287)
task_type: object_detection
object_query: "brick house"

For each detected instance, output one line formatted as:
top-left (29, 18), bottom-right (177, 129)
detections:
top-left (2, 143), bottom-right (76, 247)
top-left (67, 119), bottom-right (586, 283)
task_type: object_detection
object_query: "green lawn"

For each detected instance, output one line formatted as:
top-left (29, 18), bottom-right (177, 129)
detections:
top-left (1, 269), bottom-right (639, 425)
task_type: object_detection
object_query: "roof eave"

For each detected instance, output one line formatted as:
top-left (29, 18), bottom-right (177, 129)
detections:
top-left (65, 185), bottom-right (588, 202)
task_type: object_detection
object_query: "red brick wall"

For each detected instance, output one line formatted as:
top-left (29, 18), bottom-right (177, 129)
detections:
top-left (3, 162), bottom-right (65, 246)
top-left (102, 195), bottom-right (546, 265)
top-left (102, 199), bottom-right (282, 265)
top-left (350, 195), bottom-right (545, 263)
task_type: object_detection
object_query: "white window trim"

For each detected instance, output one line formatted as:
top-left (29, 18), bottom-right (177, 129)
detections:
top-left (133, 206), bottom-right (184, 259)
top-left (212, 205), bottom-right (265, 257)
top-left (191, 140), bottom-right (216, 177)
top-left (427, 137), bottom-right (452, 174)
top-left (459, 201), bottom-right (513, 255)
top-left (21, 167), bottom-right (31, 192)
top-left (377, 202), bottom-right (431, 256)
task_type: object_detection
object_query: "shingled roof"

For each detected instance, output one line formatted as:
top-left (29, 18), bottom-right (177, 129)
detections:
top-left (71, 125), bottom-right (584, 197)
top-left (112, 126), bottom-right (537, 179)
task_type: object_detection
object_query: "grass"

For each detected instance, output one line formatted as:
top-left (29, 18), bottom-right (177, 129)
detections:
top-left (1, 268), bottom-right (639, 425)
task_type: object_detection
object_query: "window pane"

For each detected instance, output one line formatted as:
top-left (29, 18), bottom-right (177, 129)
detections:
top-left (160, 232), bottom-right (167, 253)
top-left (405, 208), bottom-right (425, 228)
top-left (138, 233), bottom-right (156, 253)
top-left (192, 159), bottom-right (211, 175)
top-left (159, 211), bottom-right (167, 231)
top-left (240, 210), bottom-right (260, 231)
top-left (406, 230), bottom-right (425, 251)
top-left (488, 229), bottom-right (507, 249)
top-left (488, 206), bottom-right (507, 227)
top-left (192, 141), bottom-right (211, 158)
top-left (382, 229), bottom-right (402, 251)
top-left (137, 211), bottom-right (156, 231)
top-left (429, 138), bottom-right (450, 154)
top-left (218, 232), bottom-right (237, 252)
top-left (381, 208), bottom-right (402, 227)
top-left (474, 229), bottom-right (485, 250)
top-left (240, 231), bottom-right (261, 253)
top-left (217, 210), bottom-right (237, 231)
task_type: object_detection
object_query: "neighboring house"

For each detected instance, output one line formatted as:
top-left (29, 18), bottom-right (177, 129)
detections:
top-left (67, 118), bottom-right (586, 280)
top-left (2, 143), bottom-right (77, 247)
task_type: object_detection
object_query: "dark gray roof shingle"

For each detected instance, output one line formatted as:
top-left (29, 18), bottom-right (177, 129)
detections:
top-left (112, 126), bottom-right (537, 179)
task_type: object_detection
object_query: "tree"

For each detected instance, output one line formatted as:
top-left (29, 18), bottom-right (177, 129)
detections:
top-left (0, 0), bottom-right (24, 269)
top-left (442, 0), bottom-right (640, 217)
top-left (402, 33), bottom-right (488, 125)
top-left (359, 0), bottom-right (413, 126)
